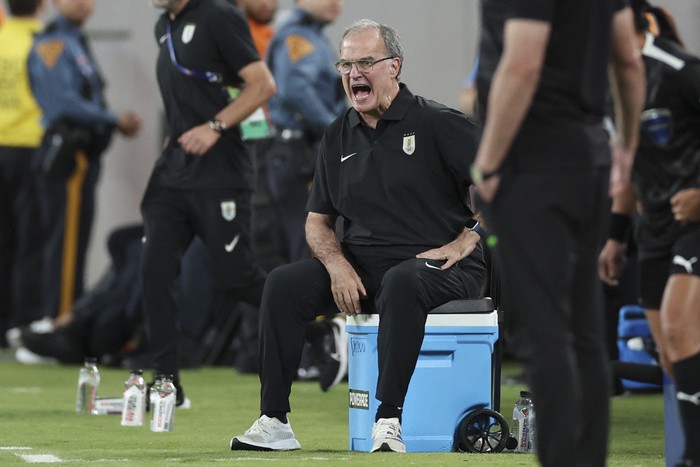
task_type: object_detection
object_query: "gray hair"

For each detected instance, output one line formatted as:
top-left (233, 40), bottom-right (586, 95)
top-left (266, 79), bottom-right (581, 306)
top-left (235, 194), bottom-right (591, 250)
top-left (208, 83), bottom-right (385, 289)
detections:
top-left (340, 19), bottom-right (404, 78)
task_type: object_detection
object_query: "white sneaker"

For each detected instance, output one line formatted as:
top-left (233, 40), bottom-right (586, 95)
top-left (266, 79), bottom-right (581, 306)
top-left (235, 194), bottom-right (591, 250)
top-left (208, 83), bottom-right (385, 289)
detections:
top-left (230, 415), bottom-right (301, 451)
top-left (371, 417), bottom-right (406, 452)
top-left (15, 347), bottom-right (57, 365)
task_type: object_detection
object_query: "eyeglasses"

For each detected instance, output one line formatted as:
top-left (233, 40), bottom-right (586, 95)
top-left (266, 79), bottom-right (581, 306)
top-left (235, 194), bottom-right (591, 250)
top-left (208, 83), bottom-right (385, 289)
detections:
top-left (335, 56), bottom-right (395, 74)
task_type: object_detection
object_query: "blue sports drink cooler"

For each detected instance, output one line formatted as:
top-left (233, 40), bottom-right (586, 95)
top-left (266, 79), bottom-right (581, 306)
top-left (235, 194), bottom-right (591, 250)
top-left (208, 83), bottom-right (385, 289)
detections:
top-left (617, 305), bottom-right (661, 390)
top-left (346, 302), bottom-right (500, 452)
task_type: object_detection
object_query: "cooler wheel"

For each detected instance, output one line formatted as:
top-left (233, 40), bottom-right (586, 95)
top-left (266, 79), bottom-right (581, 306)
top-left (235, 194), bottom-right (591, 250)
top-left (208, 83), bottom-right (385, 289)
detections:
top-left (456, 408), bottom-right (509, 453)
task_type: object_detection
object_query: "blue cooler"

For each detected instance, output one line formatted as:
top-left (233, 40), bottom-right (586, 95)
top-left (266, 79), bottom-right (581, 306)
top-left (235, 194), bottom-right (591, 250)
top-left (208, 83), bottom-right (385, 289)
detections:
top-left (346, 299), bottom-right (499, 452)
top-left (617, 305), bottom-right (661, 390)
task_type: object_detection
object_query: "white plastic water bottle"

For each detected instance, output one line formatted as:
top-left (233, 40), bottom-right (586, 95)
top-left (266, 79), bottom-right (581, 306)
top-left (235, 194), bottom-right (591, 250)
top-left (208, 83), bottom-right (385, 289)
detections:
top-left (150, 375), bottom-right (176, 432)
top-left (121, 369), bottom-right (146, 426)
top-left (76, 357), bottom-right (100, 414)
top-left (510, 390), bottom-right (536, 453)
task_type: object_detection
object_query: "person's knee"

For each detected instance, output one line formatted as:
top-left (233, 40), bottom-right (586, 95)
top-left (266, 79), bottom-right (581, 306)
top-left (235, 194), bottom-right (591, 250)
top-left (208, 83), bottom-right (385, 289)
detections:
top-left (380, 261), bottom-right (422, 297)
top-left (260, 262), bottom-right (317, 320)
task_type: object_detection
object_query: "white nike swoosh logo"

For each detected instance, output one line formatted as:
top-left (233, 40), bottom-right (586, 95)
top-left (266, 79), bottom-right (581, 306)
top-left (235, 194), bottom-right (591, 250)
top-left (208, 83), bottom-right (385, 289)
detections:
top-left (424, 261), bottom-right (443, 270)
top-left (340, 152), bottom-right (357, 162)
top-left (224, 234), bottom-right (241, 253)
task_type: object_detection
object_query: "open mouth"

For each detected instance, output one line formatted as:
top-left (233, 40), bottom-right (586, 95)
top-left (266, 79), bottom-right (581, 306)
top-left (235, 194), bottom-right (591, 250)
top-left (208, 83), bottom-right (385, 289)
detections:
top-left (351, 84), bottom-right (372, 101)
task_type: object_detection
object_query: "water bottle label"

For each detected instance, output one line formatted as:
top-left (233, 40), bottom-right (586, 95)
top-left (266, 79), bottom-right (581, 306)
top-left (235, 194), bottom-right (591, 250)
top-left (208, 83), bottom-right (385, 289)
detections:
top-left (77, 381), bottom-right (98, 414)
top-left (121, 386), bottom-right (145, 426)
top-left (151, 393), bottom-right (176, 432)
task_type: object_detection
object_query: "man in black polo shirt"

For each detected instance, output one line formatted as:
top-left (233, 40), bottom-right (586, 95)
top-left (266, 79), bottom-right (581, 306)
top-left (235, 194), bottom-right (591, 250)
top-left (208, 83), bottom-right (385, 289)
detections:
top-left (142, 0), bottom-right (275, 402)
top-left (230, 19), bottom-right (486, 453)
top-left (472, 1), bottom-right (645, 465)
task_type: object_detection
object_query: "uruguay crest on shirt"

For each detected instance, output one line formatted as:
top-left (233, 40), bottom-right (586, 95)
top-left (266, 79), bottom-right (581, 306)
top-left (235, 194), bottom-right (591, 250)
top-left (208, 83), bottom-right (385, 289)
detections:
top-left (403, 133), bottom-right (416, 155)
top-left (221, 200), bottom-right (236, 221)
top-left (182, 24), bottom-right (196, 44)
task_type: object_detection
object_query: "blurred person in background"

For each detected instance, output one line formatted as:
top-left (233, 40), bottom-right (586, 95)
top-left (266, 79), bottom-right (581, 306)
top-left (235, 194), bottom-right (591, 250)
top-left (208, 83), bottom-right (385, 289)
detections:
top-left (264, 0), bottom-right (345, 264)
top-left (28, 0), bottom-right (141, 327)
top-left (0, 0), bottom-right (46, 346)
top-left (236, 0), bottom-right (276, 57)
top-left (599, 2), bottom-right (700, 465)
top-left (142, 0), bottom-right (275, 405)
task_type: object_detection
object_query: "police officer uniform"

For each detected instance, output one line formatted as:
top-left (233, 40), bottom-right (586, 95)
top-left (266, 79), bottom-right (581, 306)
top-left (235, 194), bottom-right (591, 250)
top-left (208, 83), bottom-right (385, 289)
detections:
top-left (477, 1), bottom-right (627, 465)
top-left (634, 32), bottom-right (700, 306)
top-left (0, 13), bottom-right (44, 335)
top-left (264, 7), bottom-right (346, 262)
top-left (258, 84), bottom-right (486, 416)
top-left (28, 15), bottom-right (117, 319)
top-left (142, 0), bottom-right (266, 383)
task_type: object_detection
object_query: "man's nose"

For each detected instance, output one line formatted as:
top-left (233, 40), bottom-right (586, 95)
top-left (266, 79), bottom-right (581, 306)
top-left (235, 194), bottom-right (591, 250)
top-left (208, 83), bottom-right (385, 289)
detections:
top-left (348, 63), bottom-right (364, 78)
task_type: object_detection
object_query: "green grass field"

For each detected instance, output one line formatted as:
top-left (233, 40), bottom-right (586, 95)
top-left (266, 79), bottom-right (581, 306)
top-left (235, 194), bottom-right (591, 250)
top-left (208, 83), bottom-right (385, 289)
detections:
top-left (0, 352), bottom-right (666, 466)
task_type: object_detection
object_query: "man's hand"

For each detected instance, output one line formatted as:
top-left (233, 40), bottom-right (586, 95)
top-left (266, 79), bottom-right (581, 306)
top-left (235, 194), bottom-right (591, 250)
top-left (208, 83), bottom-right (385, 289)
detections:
top-left (598, 239), bottom-right (627, 286)
top-left (473, 174), bottom-right (501, 204)
top-left (117, 111), bottom-right (141, 137)
top-left (416, 229), bottom-right (480, 270)
top-left (325, 256), bottom-right (367, 316)
top-left (671, 188), bottom-right (700, 222)
top-left (177, 123), bottom-right (221, 156)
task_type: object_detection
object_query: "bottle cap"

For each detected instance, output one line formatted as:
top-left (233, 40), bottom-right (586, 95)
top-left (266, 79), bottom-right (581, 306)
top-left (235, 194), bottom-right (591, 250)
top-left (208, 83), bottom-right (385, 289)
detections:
top-left (84, 357), bottom-right (98, 364)
top-left (131, 369), bottom-right (143, 376)
top-left (520, 390), bottom-right (532, 397)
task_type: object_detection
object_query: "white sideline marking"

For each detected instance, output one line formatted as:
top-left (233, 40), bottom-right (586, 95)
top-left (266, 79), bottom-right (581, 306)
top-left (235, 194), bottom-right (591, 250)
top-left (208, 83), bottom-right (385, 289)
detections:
top-left (218, 458), bottom-right (348, 462)
top-left (9, 387), bottom-right (42, 394)
top-left (0, 447), bottom-right (31, 450)
top-left (18, 453), bottom-right (63, 463)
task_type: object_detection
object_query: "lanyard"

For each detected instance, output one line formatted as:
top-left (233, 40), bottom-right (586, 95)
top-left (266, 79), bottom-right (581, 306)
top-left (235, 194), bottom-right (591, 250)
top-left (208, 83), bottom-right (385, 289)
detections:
top-left (166, 20), bottom-right (222, 84)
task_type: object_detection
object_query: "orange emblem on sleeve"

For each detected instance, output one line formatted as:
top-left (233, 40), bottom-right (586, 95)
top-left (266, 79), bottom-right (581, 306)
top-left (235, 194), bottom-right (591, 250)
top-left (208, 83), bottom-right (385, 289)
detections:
top-left (35, 40), bottom-right (66, 69)
top-left (285, 35), bottom-right (315, 63)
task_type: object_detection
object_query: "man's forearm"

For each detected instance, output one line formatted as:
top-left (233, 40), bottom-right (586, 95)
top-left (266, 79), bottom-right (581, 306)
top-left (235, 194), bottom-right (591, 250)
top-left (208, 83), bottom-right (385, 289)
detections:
top-left (305, 213), bottom-right (345, 269)
top-left (215, 62), bottom-right (276, 128)
top-left (610, 8), bottom-right (645, 153)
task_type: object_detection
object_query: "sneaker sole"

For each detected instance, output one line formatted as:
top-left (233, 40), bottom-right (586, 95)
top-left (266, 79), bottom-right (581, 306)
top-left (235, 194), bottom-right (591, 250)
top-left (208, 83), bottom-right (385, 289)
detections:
top-left (370, 441), bottom-right (406, 453)
top-left (230, 437), bottom-right (301, 451)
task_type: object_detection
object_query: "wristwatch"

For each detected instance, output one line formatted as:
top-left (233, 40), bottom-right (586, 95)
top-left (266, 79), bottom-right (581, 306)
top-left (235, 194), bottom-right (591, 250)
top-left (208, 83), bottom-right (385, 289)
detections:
top-left (208, 119), bottom-right (227, 133)
top-left (466, 218), bottom-right (486, 239)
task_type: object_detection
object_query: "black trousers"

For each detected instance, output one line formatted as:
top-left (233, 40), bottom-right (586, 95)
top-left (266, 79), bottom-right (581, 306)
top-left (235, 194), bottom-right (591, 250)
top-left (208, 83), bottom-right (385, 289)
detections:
top-left (264, 138), bottom-right (313, 263)
top-left (484, 167), bottom-right (610, 467)
top-left (259, 246), bottom-right (485, 414)
top-left (35, 151), bottom-right (100, 319)
top-left (0, 147), bottom-right (44, 336)
top-left (141, 184), bottom-right (266, 380)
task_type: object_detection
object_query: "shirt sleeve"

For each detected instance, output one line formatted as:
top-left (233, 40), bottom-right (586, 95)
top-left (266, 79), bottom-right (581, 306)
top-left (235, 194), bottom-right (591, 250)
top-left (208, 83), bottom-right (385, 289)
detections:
top-left (433, 108), bottom-right (479, 212)
top-left (28, 38), bottom-right (118, 127)
top-left (507, 0), bottom-right (554, 22)
top-left (306, 132), bottom-right (336, 214)
top-left (271, 30), bottom-right (340, 131)
top-left (210, 4), bottom-right (260, 76)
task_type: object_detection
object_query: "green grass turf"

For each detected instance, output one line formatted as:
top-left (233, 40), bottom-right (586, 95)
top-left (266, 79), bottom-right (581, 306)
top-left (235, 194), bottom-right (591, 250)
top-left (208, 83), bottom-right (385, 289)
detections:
top-left (0, 352), bottom-right (666, 466)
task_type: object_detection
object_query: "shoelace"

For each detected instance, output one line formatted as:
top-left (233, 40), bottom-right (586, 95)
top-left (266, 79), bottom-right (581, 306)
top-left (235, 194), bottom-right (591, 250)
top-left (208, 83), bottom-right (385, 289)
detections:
top-left (375, 421), bottom-right (401, 438)
top-left (245, 419), bottom-right (272, 436)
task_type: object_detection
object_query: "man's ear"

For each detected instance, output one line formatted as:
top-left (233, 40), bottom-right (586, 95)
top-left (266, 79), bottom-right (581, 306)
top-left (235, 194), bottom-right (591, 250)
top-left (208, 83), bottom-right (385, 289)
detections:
top-left (390, 58), bottom-right (401, 77)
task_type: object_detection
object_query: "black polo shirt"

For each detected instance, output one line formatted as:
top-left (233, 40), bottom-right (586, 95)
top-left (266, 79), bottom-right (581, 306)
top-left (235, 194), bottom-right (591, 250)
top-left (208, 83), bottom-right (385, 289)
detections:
top-left (477, 0), bottom-right (626, 170)
top-left (152, 0), bottom-right (259, 189)
top-left (307, 84), bottom-right (481, 260)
